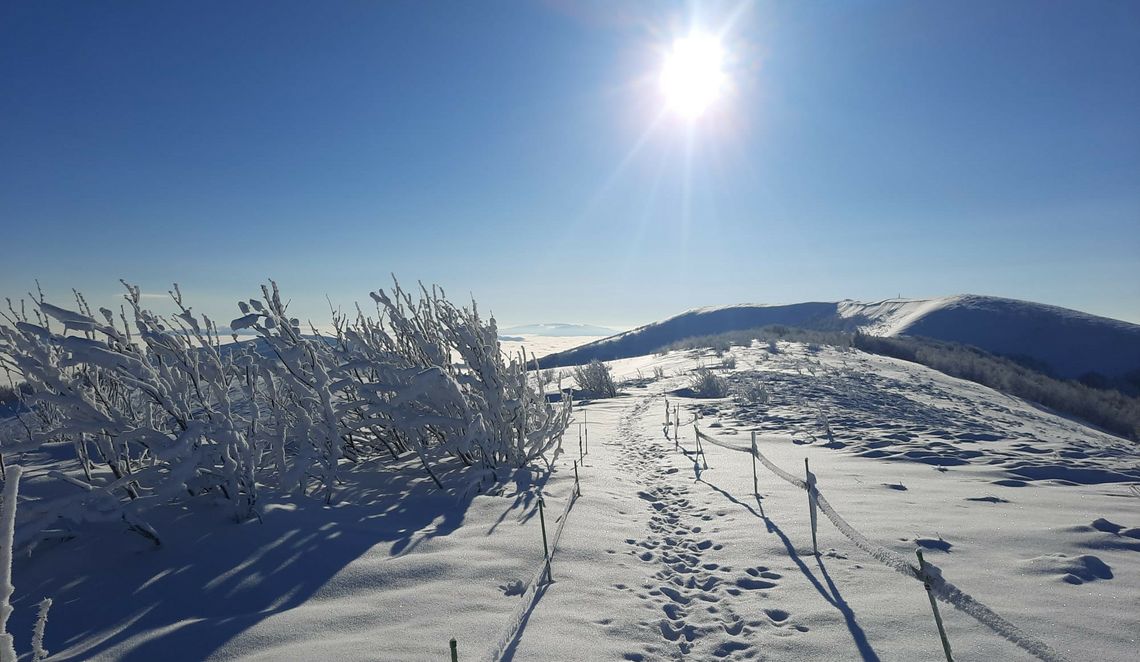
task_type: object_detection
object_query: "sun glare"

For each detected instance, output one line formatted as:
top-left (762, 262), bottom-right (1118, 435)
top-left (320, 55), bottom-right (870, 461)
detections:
top-left (659, 33), bottom-right (726, 119)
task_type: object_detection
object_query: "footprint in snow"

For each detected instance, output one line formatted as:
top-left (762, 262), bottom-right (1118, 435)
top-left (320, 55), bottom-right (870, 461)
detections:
top-left (499, 579), bottom-right (526, 596)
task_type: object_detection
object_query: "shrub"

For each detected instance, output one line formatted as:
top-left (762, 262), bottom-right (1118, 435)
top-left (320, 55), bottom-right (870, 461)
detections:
top-left (689, 368), bottom-right (730, 398)
top-left (652, 366), bottom-right (666, 380)
top-left (0, 278), bottom-right (571, 550)
top-left (572, 360), bottom-right (617, 398)
top-left (733, 380), bottom-right (769, 405)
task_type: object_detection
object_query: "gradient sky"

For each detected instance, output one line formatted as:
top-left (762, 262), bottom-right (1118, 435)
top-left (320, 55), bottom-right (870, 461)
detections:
top-left (2, 0), bottom-right (1138, 329)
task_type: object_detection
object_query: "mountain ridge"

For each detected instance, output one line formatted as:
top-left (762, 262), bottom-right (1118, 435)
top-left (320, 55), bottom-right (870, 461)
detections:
top-left (537, 294), bottom-right (1140, 380)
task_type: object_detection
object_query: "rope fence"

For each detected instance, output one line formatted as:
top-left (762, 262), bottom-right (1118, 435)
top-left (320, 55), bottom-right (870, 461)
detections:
top-left (692, 424), bottom-right (1070, 662)
top-left (482, 416), bottom-right (587, 662)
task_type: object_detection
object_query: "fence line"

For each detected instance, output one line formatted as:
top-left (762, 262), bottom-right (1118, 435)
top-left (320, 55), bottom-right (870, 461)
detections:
top-left (693, 426), bottom-right (1069, 662)
top-left (483, 463), bottom-right (581, 661)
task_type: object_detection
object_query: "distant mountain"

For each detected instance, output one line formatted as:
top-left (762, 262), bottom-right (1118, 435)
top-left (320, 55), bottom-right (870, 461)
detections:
top-left (537, 295), bottom-right (1140, 380)
top-left (499, 323), bottom-right (617, 337)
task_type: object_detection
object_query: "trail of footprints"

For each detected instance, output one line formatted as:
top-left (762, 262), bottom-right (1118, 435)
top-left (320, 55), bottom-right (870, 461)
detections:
top-left (609, 397), bottom-right (808, 660)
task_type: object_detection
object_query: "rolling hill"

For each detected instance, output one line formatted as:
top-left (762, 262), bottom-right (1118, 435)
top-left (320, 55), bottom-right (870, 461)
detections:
top-left (537, 295), bottom-right (1140, 380)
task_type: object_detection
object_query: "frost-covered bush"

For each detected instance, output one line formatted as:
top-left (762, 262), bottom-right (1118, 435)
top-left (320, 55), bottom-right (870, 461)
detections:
top-left (0, 278), bottom-right (570, 549)
top-left (688, 368), bottom-right (730, 398)
top-left (0, 284), bottom-right (257, 545)
top-left (733, 380), bottom-right (769, 405)
top-left (572, 360), bottom-right (617, 398)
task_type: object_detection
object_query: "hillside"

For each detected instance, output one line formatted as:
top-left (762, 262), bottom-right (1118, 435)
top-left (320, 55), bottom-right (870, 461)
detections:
top-left (6, 340), bottom-right (1138, 660)
top-left (538, 295), bottom-right (1140, 380)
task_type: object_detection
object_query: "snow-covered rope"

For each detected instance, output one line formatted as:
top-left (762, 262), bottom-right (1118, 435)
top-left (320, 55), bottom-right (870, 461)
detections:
top-left (483, 486), bottom-right (579, 662)
top-left (693, 428), bottom-right (1070, 662)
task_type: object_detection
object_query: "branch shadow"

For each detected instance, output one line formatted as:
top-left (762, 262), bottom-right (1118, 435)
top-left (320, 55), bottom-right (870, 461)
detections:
top-left (11, 457), bottom-right (546, 661)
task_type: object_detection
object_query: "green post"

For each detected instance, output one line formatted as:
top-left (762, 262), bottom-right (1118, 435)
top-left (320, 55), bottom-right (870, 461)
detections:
top-left (805, 458), bottom-right (818, 555)
top-left (449, 638), bottom-right (458, 662)
top-left (917, 550), bottom-right (954, 661)
top-left (538, 494), bottom-right (552, 583)
top-left (584, 409), bottom-right (588, 455)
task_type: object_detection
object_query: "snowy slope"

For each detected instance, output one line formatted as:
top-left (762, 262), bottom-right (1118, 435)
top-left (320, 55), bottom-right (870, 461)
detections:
top-left (539, 295), bottom-right (1140, 379)
top-left (6, 341), bottom-right (1139, 661)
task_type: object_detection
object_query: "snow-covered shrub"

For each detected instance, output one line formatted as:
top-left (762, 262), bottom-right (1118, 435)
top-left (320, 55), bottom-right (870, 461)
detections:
top-left (689, 368), bottom-right (730, 398)
top-left (733, 380), bottom-right (769, 405)
top-left (0, 278), bottom-right (570, 549)
top-left (0, 284), bottom-right (258, 545)
top-left (652, 366), bottom-right (666, 380)
top-left (572, 360), bottom-right (617, 398)
top-left (324, 278), bottom-right (570, 477)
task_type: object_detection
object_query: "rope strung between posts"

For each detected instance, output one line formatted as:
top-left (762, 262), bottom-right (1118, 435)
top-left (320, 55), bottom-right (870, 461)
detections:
top-left (484, 487), bottom-right (579, 662)
top-left (692, 427), bottom-right (1069, 662)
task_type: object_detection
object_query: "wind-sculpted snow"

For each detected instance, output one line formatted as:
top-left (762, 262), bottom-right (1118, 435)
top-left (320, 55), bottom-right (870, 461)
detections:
top-left (0, 279), bottom-right (569, 550)
top-left (717, 348), bottom-right (1140, 484)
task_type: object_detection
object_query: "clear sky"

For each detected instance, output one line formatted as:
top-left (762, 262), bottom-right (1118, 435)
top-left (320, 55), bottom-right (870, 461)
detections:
top-left (2, 0), bottom-right (1138, 329)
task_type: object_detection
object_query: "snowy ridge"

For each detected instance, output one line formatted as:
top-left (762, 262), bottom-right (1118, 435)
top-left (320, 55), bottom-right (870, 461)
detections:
top-left (539, 295), bottom-right (1140, 379)
top-left (694, 428), bottom-right (1070, 662)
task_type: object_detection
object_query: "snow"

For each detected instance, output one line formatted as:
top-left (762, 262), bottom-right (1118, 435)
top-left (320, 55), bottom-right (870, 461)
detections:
top-left (3, 341), bottom-right (1139, 660)
top-left (540, 295), bottom-right (1140, 379)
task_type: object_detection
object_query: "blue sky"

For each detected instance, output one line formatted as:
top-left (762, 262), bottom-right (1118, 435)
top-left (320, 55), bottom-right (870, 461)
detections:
top-left (2, 0), bottom-right (1137, 328)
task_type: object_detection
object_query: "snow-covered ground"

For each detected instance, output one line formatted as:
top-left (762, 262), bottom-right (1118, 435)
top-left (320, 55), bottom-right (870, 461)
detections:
top-left (7, 342), bottom-right (1139, 660)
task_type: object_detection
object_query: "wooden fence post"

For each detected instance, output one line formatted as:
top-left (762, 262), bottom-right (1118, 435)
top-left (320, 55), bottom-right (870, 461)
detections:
top-left (693, 418), bottom-right (708, 470)
top-left (917, 550), bottom-right (954, 661)
top-left (665, 403), bottom-right (674, 448)
top-left (805, 458), bottom-right (818, 555)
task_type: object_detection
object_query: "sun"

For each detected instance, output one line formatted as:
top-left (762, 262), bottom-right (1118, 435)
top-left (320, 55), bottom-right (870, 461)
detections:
top-left (659, 33), bottom-right (726, 119)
